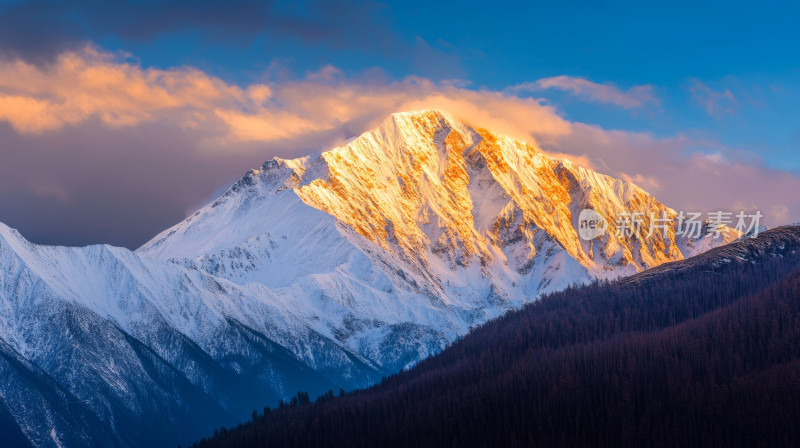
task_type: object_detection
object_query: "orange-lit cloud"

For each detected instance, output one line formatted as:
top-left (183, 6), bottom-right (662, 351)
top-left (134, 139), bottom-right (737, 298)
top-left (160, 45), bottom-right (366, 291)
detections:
top-left (0, 46), bottom-right (798, 250)
top-left (0, 47), bottom-right (247, 132)
top-left (0, 47), bottom-right (571, 147)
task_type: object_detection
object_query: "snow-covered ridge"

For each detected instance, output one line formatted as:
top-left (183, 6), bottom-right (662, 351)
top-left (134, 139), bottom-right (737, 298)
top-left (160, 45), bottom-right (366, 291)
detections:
top-left (141, 110), bottom-right (734, 285)
top-left (1, 110), bottom-right (736, 447)
top-left (0, 220), bottom-right (385, 447)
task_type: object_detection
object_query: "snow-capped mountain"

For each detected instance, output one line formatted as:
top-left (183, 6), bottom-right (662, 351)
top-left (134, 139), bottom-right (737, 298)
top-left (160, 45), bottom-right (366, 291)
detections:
top-left (0, 110), bottom-right (736, 447)
top-left (141, 110), bottom-right (733, 343)
top-left (0, 223), bottom-right (380, 448)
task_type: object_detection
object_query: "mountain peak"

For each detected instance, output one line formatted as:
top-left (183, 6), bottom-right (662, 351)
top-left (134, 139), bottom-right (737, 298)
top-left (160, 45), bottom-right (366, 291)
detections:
top-left (386, 109), bottom-right (452, 125)
top-left (294, 110), bottom-right (726, 277)
top-left (0, 222), bottom-right (27, 249)
top-left (141, 110), bottom-right (736, 305)
top-left (0, 110), bottom-right (742, 448)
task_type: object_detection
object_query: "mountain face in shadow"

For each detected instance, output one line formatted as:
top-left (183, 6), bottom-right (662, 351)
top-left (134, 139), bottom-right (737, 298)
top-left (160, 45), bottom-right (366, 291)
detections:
top-left (191, 226), bottom-right (800, 448)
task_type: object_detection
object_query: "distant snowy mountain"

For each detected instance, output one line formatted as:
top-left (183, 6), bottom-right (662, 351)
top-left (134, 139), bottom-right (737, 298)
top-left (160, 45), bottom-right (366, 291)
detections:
top-left (0, 223), bottom-right (380, 448)
top-left (0, 110), bottom-right (736, 447)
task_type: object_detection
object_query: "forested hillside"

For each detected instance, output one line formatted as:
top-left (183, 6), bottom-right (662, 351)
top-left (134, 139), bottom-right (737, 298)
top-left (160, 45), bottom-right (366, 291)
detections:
top-left (190, 226), bottom-right (800, 448)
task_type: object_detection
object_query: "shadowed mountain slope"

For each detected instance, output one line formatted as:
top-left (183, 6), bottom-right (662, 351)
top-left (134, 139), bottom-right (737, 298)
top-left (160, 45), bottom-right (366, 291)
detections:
top-left (191, 226), bottom-right (800, 448)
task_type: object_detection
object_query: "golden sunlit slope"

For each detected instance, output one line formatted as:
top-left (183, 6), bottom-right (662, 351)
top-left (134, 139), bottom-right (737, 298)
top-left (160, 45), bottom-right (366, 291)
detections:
top-left (136, 109), bottom-right (739, 374)
top-left (295, 110), bottom-right (734, 281)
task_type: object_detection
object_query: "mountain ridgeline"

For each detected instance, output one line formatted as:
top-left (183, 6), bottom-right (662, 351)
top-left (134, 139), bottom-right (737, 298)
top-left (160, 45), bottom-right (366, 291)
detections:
top-left (191, 226), bottom-right (800, 448)
top-left (0, 111), bottom-right (738, 447)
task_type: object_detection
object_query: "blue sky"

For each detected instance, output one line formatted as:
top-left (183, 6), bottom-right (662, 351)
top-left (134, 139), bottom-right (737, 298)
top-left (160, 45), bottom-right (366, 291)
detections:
top-left (21, 0), bottom-right (796, 170)
top-left (0, 0), bottom-right (798, 247)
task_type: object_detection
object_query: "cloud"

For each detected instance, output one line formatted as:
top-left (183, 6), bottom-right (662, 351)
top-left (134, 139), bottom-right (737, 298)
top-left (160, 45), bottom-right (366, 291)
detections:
top-left (0, 1), bottom-right (84, 63)
top-left (0, 0), bottom-right (446, 71)
top-left (0, 47), bottom-right (251, 133)
top-left (0, 1), bottom-right (468, 83)
top-left (0, 47), bottom-right (571, 248)
top-left (687, 78), bottom-right (739, 118)
top-left (510, 76), bottom-right (660, 109)
top-left (771, 205), bottom-right (790, 224)
top-left (0, 119), bottom-right (266, 249)
top-left (543, 124), bottom-right (800, 228)
top-left (0, 47), bottom-right (798, 249)
top-left (619, 172), bottom-right (661, 191)
top-left (0, 47), bottom-right (569, 147)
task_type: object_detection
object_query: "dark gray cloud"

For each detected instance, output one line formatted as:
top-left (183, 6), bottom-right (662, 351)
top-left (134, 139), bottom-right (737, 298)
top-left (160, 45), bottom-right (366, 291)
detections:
top-left (0, 1), bottom-right (84, 62)
top-left (0, 104), bottom-right (373, 249)
top-left (0, 120), bottom-right (265, 248)
top-left (0, 0), bottom-right (405, 62)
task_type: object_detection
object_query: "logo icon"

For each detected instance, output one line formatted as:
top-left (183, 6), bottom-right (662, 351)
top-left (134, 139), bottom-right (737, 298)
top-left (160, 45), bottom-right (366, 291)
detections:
top-left (578, 209), bottom-right (608, 240)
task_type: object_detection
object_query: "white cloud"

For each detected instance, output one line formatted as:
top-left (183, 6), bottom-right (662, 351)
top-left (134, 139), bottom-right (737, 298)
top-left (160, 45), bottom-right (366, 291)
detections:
top-left (544, 124), bottom-right (800, 227)
top-left (509, 75), bottom-right (660, 109)
top-left (687, 78), bottom-right (740, 118)
top-left (0, 47), bottom-right (571, 149)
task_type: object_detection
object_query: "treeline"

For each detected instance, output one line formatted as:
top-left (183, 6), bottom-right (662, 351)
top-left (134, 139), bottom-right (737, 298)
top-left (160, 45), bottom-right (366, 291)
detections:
top-left (189, 228), bottom-right (800, 448)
